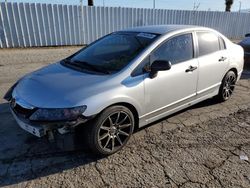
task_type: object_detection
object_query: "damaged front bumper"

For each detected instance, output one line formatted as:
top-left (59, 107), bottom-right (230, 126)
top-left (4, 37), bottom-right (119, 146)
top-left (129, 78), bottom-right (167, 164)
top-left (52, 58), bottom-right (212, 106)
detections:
top-left (10, 105), bottom-right (90, 138)
top-left (10, 108), bottom-right (45, 137)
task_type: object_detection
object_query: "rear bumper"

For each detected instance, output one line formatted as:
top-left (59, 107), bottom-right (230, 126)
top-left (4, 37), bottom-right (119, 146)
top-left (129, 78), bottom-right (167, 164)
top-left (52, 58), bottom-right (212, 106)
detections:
top-left (237, 70), bottom-right (243, 82)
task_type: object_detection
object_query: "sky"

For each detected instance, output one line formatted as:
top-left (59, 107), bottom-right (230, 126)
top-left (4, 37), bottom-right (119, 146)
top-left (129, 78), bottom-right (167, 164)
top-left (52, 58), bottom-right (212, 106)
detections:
top-left (1, 0), bottom-right (250, 12)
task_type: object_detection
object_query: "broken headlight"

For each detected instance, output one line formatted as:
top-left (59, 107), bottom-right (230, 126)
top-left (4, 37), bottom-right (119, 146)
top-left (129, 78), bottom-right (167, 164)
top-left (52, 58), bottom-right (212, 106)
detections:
top-left (29, 105), bottom-right (87, 121)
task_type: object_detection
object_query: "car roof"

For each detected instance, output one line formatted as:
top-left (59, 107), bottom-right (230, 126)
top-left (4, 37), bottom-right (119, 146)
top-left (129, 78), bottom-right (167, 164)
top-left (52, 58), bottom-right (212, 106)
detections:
top-left (122, 24), bottom-right (207, 35)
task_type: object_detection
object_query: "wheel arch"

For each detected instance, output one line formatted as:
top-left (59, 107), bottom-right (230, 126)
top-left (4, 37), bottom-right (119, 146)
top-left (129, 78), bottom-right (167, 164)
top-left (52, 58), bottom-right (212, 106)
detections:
top-left (228, 67), bottom-right (238, 79)
top-left (217, 67), bottom-right (238, 102)
top-left (102, 102), bottom-right (140, 131)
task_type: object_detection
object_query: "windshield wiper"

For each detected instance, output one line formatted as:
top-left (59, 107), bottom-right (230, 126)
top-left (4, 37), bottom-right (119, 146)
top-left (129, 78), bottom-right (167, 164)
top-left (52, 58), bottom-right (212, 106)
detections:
top-left (63, 59), bottom-right (111, 74)
top-left (73, 60), bottom-right (111, 74)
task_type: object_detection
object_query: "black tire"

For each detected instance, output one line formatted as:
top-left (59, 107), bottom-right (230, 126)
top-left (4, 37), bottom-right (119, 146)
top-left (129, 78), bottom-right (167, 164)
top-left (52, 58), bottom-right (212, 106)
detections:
top-left (86, 105), bottom-right (134, 155)
top-left (217, 71), bottom-right (236, 102)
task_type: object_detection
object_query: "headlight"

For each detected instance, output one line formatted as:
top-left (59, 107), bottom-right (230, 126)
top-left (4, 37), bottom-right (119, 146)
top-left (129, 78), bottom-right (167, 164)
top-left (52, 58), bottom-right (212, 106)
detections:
top-left (29, 105), bottom-right (87, 121)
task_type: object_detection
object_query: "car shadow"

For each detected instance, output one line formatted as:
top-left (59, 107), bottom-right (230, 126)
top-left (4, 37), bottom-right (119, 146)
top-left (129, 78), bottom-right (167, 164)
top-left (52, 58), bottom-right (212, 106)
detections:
top-left (0, 97), bottom-right (232, 186)
top-left (1, 67), bottom-right (250, 186)
top-left (0, 102), bottom-right (106, 186)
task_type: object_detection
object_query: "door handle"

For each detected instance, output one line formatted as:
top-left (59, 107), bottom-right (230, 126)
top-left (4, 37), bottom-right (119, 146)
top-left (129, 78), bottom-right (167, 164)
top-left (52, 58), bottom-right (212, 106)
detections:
top-left (219, 56), bottom-right (227, 62)
top-left (185, 65), bottom-right (197, 73)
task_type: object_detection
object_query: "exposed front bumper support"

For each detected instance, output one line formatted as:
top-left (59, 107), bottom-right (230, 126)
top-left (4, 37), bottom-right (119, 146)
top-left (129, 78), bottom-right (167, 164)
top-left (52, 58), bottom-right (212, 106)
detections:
top-left (10, 107), bottom-right (90, 138)
top-left (10, 108), bottom-right (45, 137)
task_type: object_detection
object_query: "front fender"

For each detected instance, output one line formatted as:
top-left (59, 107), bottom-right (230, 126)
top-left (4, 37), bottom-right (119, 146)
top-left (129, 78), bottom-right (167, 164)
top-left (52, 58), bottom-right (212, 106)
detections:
top-left (82, 94), bottom-right (143, 118)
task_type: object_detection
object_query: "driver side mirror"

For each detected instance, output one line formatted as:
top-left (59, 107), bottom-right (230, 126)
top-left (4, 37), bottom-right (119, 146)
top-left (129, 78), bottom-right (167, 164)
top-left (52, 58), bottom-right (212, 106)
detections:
top-left (149, 60), bottom-right (171, 79)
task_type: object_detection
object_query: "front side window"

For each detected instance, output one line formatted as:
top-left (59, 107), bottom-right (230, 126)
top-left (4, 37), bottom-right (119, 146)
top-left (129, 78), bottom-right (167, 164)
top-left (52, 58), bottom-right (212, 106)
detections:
top-left (197, 32), bottom-right (220, 57)
top-left (63, 32), bottom-right (158, 74)
top-left (131, 56), bottom-right (150, 77)
top-left (151, 33), bottom-right (194, 65)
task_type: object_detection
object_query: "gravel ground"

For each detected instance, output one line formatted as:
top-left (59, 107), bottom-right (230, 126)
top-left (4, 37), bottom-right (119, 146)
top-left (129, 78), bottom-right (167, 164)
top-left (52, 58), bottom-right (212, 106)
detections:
top-left (0, 47), bottom-right (82, 103)
top-left (0, 47), bottom-right (250, 188)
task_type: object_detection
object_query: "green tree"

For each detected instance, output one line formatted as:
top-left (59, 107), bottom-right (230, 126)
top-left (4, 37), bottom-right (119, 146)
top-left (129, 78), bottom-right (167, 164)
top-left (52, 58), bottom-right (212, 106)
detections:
top-left (225, 0), bottom-right (234, 12)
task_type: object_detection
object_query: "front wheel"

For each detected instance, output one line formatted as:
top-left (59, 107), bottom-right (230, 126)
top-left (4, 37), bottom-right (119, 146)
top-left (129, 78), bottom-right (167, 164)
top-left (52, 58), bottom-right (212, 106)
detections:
top-left (87, 106), bottom-right (134, 155)
top-left (217, 71), bottom-right (237, 102)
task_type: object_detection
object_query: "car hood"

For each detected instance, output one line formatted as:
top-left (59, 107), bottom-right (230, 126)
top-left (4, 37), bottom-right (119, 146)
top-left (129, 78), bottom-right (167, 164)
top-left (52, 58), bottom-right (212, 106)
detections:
top-left (13, 62), bottom-right (115, 108)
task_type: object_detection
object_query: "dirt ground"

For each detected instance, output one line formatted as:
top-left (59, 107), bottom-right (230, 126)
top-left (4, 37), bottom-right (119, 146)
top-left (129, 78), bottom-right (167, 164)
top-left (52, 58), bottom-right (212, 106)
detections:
top-left (0, 47), bottom-right (250, 188)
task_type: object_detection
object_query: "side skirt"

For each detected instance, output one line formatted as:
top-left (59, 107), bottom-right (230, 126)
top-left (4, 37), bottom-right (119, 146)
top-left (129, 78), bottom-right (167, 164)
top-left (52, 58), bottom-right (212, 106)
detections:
top-left (138, 84), bottom-right (220, 128)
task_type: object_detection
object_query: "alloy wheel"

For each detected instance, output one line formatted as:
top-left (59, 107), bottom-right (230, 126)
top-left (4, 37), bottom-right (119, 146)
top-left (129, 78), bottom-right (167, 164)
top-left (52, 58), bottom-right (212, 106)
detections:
top-left (222, 73), bottom-right (236, 100)
top-left (97, 111), bottom-right (133, 153)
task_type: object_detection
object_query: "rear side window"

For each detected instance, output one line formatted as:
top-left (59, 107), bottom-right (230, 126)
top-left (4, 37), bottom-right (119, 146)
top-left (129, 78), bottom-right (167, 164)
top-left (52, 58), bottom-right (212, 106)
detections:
top-left (219, 37), bottom-right (226, 50)
top-left (197, 32), bottom-right (220, 56)
top-left (151, 33), bottom-right (194, 64)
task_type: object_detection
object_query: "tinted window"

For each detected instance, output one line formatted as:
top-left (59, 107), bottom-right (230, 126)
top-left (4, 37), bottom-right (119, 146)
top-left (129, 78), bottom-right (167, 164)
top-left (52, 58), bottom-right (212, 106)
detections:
top-left (67, 32), bottom-right (158, 74)
top-left (151, 33), bottom-right (194, 64)
top-left (197, 32), bottom-right (220, 56)
top-left (219, 37), bottom-right (226, 50)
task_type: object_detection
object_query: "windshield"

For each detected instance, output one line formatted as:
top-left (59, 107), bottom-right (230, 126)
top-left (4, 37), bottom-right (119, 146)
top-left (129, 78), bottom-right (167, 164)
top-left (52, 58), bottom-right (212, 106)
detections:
top-left (64, 32), bottom-right (159, 74)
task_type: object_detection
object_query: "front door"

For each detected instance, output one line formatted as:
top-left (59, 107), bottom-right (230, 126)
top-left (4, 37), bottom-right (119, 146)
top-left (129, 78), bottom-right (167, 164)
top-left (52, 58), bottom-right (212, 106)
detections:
top-left (143, 33), bottom-right (198, 122)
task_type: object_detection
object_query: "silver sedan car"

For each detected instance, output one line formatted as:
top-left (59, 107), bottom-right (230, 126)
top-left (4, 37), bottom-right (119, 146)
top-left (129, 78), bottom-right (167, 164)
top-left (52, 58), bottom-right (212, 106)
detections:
top-left (4, 25), bottom-right (244, 155)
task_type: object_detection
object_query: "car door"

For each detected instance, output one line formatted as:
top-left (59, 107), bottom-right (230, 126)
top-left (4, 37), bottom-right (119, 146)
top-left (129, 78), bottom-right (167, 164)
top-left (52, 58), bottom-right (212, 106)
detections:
top-left (143, 33), bottom-right (199, 122)
top-left (196, 31), bottom-right (229, 96)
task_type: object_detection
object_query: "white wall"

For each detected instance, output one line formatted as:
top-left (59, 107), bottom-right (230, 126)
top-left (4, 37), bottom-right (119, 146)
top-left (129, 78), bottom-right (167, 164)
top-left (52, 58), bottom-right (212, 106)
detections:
top-left (0, 2), bottom-right (250, 48)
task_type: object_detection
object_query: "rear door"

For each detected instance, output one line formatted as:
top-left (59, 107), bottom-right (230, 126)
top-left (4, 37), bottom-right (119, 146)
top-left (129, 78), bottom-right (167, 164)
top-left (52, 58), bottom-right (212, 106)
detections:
top-left (196, 31), bottom-right (229, 95)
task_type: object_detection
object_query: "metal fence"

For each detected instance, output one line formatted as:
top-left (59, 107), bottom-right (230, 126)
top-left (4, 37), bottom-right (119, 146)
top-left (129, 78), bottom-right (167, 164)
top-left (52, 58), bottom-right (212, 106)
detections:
top-left (0, 2), bottom-right (250, 48)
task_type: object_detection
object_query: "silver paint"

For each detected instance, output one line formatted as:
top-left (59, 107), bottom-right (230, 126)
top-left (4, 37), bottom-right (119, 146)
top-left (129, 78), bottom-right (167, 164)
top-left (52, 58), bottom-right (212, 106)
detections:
top-left (11, 25), bottom-right (244, 130)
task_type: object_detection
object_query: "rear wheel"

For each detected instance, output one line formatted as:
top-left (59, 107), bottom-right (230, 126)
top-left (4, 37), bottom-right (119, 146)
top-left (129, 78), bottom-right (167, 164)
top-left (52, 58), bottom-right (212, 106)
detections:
top-left (217, 71), bottom-right (236, 102)
top-left (87, 106), bottom-right (134, 155)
